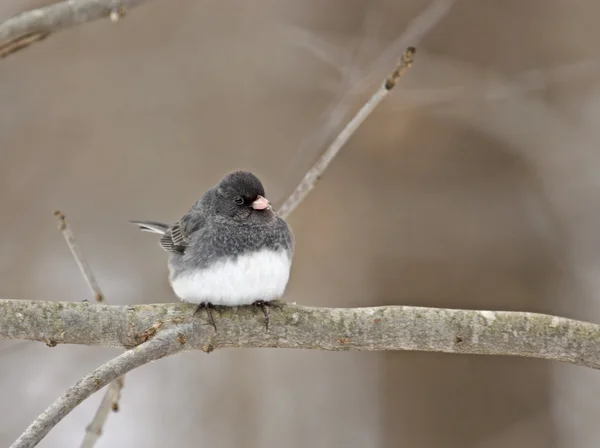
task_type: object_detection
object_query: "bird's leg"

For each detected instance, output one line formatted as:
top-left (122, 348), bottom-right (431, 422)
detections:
top-left (253, 301), bottom-right (270, 331)
top-left (252, 300), bottom-right (285, 331)
top-left (194, 302), bottom-right (217, 332)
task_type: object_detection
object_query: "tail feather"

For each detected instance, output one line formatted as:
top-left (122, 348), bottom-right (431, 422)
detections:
top-left (129, 220), bottom-right (169, 235)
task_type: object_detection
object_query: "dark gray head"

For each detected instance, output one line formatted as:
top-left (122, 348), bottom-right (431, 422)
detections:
top-left (211, 171), bottom-right (274, 224)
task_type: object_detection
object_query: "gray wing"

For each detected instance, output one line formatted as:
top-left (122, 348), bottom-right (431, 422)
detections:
top-left (278, 216), bottom-right (295, 255)
top-left (160, 211), bottom-right (205, 254)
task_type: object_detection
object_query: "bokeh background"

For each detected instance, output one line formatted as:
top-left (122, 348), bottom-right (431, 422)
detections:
top-left (2, 0), bottom-right (600, 446)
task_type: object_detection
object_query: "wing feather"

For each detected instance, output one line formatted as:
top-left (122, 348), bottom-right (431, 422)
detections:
top-left (158, 211), bottom-right (205, 254)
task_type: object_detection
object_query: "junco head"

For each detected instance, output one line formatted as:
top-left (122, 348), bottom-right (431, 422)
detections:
top-left (131, 170), bottom-right (294, 324)
top-left (211, 171), bottom-right (273, 223)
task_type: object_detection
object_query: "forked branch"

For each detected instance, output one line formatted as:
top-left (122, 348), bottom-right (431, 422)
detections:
top-left (10, 326), bottom-right (190, 448)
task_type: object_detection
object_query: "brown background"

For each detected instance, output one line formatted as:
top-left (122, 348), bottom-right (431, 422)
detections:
top-left (2, 0), bottom-right (600, 446)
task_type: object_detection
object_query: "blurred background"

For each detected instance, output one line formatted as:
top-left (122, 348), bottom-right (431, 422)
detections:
top-left (2, 0), bottom-right (600, 446)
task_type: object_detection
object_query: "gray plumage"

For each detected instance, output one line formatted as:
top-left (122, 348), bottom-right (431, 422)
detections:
top-left (131, 171), bottom-right (294, 307)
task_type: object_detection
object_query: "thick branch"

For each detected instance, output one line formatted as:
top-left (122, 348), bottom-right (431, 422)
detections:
top-left (2, 299), bottom-right (600, 369)
top-left (10, 326), bottom-right (189, 448)
top-left (0, 0), bottom-right (154, 59)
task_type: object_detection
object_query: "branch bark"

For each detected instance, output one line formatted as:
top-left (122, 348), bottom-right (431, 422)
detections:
top-left (10, 326), bottom-right (190, 448)
top-left (2, 299), bottom-right (600, 369)
top-left (0, 0), bottom-right (154, 59)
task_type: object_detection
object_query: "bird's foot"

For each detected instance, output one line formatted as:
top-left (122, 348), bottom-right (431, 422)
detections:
top-left (194, 302), bottom-right (218, 332)
top-left (252, 300), bottom-right (285, 332)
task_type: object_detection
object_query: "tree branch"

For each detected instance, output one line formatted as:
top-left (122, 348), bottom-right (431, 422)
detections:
top-left (277, 47), bottom-right (415, 218)
top-left (0, 0), bottom-right (154, 59)
top-left (277, 0), bottom-right (454, 202)
top-left (10, 325), bottom-right (190, 448)
top-left (2, 299), bottom-right (600, 369)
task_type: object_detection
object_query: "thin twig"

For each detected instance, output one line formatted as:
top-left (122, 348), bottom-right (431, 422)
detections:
top-left (277, 47), bottom-right (416, 218)
top-left (80, 377), bottom-right (125, 448)
top-left (0, 32), bottom-right (49, 58)
top-left (0, 0), bottom-right (152, 60)
top-left (55, 211), bottom-right (128, 446)
top-left (10, 326), bottom-right (190, 448)
top-left (53, 210), bottom-right (124, 447)
top-left (277, 0), bottom-right (455, 205)
top-left (53, 211), bottom-right (104, 302)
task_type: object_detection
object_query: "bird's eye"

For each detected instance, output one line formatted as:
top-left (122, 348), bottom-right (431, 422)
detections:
top-left (233, 196), bottom-right (244, 205)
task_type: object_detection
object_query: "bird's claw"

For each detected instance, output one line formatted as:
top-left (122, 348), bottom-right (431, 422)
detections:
top-left (194, 302), bottom-right (218, 332)
top-left (252, 300), bottom-right (285, 332)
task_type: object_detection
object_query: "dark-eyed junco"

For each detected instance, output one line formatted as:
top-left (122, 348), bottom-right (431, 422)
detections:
top-left (131, 171), bottom-right (294, 330)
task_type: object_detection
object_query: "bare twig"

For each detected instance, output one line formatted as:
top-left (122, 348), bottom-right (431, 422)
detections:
top-left (80, 376), bottom-right (124, 448)
top-left (53, 211), bottom-right (104, 303)
top-left (356, 0), bottom-right (453, 89)
top-left (277, 47), bottom-right (415, 218)
top-left (0, 0), bottom-right (153, 60)
top-left (10, 326), bottom-right (190, 448)
top-left (53, 211), bottom-right (127, 446)
top-left (53, 211), bottom-right (124, 447)
top-left (277, 0), bottom-right (455, 205)
top-left (0, 32), bottom-right (49, 59)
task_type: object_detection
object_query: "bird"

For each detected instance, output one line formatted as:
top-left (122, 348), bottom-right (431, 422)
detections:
top-left (130, 171), bottom-right (294, 331)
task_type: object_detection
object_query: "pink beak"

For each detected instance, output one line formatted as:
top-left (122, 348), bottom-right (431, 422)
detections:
top-left (252, 195), bottom-right (271, 210)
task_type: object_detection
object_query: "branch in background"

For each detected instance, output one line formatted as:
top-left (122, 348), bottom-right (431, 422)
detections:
top-left (80, 377), bottom-right (125, 448)
top-left (0, 0), bottom-right (153, 59)
top-left (10, 326), bottom-right (190, 448)
top-left (52, 211), bottom-right (125, 447)
top-left (277, 47), bottom-right (415, 218)
top-left (54, 211), bottom-right (104, 302)
top-left (2, 299), bottom-right (600, 370)
top-left (390, 55), bottom-right (600, 112)
top-left (0, 31), bottom-right (49, 59)
top-left (277, 0), bottom-right (455, 208)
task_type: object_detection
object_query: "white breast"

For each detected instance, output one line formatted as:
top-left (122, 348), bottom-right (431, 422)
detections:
top-left (170, 249), bottom-right (292, 306)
